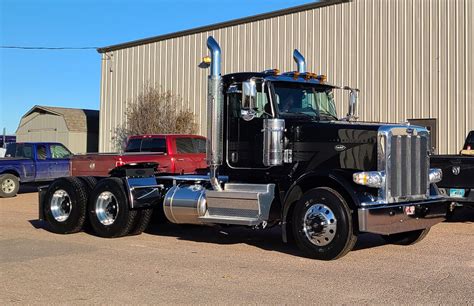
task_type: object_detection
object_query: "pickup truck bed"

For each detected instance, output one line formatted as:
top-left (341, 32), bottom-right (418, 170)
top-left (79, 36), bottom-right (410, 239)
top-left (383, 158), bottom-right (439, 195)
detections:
top-left (71, 134), bottom-right (207, 177)
top-left (72, 152), bottom-right (172, 176)
top-left (430, 155), bottom-right (474, 204)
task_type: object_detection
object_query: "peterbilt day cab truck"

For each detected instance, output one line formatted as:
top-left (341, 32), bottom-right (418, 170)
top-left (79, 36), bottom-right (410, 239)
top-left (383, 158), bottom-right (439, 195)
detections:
top-left (39, 37), bottom-right (446, 260)
top-left (71, 134), bottom-right (207, 177)
top-left (0, 142), bottom-right (71, 197)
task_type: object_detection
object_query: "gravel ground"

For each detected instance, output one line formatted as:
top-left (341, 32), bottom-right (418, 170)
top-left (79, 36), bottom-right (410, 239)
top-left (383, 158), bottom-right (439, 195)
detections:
top-left (1, 191), bottom-right (473, 304)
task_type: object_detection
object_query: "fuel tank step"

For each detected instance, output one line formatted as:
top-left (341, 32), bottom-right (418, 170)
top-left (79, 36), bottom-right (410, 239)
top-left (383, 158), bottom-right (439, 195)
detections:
top-left (199, 183), bottom-right (275, 226)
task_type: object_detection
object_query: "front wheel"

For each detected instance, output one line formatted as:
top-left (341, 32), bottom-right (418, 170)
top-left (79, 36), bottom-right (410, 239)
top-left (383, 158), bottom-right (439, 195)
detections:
top-left (0, 174), bottom-right (20, 198)
top-left (381, 228), bottom-right (430, 245)
top-left (292, 187), bottom-right (357, 260)
top-left (88, 177), bottom-right (138, 238)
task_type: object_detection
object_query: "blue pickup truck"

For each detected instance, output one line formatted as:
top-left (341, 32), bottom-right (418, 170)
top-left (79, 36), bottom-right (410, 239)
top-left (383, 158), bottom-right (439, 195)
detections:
top-left (0, 142), bottom-right (72, 197)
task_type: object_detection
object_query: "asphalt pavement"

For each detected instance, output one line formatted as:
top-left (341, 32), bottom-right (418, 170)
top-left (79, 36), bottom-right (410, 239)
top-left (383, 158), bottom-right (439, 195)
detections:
top-left (1, 191), bottom-right (473, 304)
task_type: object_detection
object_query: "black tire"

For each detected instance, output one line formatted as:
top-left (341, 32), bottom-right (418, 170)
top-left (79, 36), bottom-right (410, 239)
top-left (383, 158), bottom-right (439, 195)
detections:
top-left (0, 173), bottom-right (20, 198)
top-left (78, 176), bottom-right (98, 191)
top-left (88, 177), bottom-right (138, 238)
top-left (382, 228), bottom-right (430, 245)
top-left (129, 208), bottom-right (153, 235)
top-left (77, 176), bottom-right (98, 231)
top-left (292, 187), bottom-right (357, 260)
top-left (43, 177), bottom-right (88, 234)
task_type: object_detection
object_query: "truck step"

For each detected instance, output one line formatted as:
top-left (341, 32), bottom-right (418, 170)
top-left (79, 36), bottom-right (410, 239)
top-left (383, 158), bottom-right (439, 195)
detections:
top-left (199, 183), bottom-right (275, 226)
top-left (198, 215), bottom-right (260, 226)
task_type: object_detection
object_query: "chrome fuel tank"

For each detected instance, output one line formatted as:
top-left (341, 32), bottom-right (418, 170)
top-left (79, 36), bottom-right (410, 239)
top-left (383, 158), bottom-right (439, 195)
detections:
top-left (163, 184), bottom-right (207, 224)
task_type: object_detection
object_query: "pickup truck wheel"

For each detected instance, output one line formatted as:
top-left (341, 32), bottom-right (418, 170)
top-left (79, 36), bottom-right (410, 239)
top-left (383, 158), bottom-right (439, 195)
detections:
top-left (88, 177), bottom-right (138, 238)
top-left (382, 228), bottom-right (430, 245)
top-left (129, 208), bottom-right (153, 235)
top-left (0, 174), bottom-right (20, 198)
top-left (292, 187), bottom-right (357, 260)
top-left (43, 177), bottom-right (88, 234)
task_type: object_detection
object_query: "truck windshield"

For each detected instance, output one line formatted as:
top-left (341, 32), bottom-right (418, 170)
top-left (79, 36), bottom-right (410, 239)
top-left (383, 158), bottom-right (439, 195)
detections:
top-left (272, 82), bottom-right (337, 120)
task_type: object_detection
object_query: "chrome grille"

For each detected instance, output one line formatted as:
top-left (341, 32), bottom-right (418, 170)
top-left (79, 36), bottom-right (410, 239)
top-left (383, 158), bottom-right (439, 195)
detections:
top-left (379, 127), bottom-right (430, 203)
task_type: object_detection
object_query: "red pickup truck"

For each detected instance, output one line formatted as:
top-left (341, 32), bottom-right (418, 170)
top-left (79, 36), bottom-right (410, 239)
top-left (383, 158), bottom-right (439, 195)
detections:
top-left (71, 134), bottom-right (207, 177)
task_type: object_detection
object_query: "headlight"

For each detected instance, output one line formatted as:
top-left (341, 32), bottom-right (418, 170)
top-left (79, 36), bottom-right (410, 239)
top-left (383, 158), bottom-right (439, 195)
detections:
top-left (353, 171), bottom-right (385, 188)
top-left (429, 168), bottom-right (442, 184)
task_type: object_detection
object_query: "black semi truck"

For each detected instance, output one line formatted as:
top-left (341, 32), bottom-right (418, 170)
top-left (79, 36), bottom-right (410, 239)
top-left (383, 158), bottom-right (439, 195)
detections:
top-left (39, 37), bottom-right (447, 260)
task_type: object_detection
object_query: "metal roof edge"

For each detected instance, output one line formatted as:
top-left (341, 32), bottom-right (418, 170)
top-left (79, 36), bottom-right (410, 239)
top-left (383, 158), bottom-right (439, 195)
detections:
top-left (97, 0), bottom-right (350, 53)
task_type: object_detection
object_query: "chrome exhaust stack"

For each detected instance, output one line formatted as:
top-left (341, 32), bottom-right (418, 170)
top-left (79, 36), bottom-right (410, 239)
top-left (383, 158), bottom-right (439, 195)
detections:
top-left (293, 49), bottom-right (306, 73)
top-left (206, 36), bottom-right (223, 191)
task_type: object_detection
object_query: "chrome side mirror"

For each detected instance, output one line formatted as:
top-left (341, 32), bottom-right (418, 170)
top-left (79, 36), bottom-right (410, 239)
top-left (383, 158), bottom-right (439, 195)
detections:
top-left (241, 80), bottom-right (257, 121)
top-left (343, 86), bottom-right (359, 121)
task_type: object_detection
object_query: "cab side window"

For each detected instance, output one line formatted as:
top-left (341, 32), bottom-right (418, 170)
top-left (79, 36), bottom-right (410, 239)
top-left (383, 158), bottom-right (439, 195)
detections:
top-left (10, 144), bottom-right (34, 159)
top-left (36, 145), bottom-right (47, 160)
top-left (141, 138), bottom-right (167, 153)
top-left (228, 82), bottom-right (271, 119)
top-left (50, 144), bottom-right (72, 159)
top-left (193, 138), bottom-right (206, 153)
top-left (176, 138), bottom-right (195, 154)
top-left (125, 139), bottom-right (142, 152)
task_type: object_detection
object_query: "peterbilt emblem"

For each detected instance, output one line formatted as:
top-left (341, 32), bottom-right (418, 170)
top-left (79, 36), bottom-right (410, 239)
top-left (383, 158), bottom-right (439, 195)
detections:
top-left (452, 166), bottom-right (460, 175)
top-left (334, 144), bottom-right (346, 152)
top-left (89, 162), bottom-right (96, 170)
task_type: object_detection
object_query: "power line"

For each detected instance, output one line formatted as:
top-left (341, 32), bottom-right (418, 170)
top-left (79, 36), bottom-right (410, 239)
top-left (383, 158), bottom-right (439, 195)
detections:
top-left (1, 46), bottom-right (98, 50)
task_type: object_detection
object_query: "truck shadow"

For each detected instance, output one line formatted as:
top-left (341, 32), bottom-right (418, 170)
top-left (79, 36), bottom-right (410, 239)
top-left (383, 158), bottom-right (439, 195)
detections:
top-left (145, 222), bottom-right (388, 258)
top-left (18, 183), bottom-right (46, 195)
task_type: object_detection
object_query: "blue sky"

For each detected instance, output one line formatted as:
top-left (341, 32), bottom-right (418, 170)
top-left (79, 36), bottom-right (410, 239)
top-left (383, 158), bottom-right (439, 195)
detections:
top-left (0, 0), bottom-right (315, 134)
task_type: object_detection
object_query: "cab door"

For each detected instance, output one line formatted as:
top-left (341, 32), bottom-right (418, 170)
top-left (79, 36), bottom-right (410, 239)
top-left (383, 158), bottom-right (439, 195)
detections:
top-left (173, 137), bottom-right (206, 174)
top-left (34, 144), bottom-right (54, 180)
top-left (227, 81), bottom-right (271, 168)
top-left (48, 144), bottom-right (72, 178)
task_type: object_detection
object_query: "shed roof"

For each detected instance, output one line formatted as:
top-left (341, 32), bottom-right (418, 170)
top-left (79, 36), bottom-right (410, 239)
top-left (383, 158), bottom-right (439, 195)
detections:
top-left (97, 0), bottom-right (350, 53)
top-left (21, 105), bottom-right (99, 133)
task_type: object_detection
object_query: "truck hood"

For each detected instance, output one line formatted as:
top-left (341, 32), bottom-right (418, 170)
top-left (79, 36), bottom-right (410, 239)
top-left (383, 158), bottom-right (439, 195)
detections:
top-left (287, 120), bottom-right (384, 172)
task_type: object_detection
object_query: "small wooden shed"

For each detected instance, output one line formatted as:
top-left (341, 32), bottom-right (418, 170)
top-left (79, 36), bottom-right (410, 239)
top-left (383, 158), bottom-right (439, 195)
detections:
top-left (16, 105), bottom-right (99, 153)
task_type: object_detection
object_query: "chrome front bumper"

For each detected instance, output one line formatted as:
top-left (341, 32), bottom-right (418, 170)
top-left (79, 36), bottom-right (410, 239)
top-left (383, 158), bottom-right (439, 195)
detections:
top-left (358, 197), bottom-right (447, 235)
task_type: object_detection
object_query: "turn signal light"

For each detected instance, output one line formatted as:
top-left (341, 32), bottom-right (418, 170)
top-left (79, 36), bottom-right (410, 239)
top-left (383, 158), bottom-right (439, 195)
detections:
top-left (202, 56), bottom-right (212, 64)
top-left (353, 171), bottom-right (385, 188)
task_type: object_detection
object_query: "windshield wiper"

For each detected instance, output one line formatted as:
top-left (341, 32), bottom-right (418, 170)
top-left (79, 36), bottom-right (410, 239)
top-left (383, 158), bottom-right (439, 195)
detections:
top-left (319, 112), bottom-right (338, 121)
top-left (283, 112), bottom-right (316, 118)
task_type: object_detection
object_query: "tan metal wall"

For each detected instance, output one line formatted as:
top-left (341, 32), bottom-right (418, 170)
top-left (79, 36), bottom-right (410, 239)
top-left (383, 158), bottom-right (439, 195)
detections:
top-left (99, 0), bottom-right (473, 153)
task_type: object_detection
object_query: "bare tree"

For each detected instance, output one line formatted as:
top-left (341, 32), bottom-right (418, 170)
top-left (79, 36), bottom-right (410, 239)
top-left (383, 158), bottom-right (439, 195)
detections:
top-left (112, 86), bottom-right (197, 150)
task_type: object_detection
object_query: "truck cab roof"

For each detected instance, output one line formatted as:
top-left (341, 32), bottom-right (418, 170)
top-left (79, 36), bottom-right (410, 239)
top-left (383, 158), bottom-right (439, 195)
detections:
top-left (223, 72), bottom-right (339, 89)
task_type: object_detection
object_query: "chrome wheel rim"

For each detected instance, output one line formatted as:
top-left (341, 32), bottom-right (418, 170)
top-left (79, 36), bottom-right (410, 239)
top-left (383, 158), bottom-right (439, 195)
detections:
top-left (303, 203), bottom-right (337, 246)
top-left (95, 191), bottom-right (119, 226)
top-left (50, 189), bottom-right (72, 222)
top-left (1, 178), bottom-right (16, 194)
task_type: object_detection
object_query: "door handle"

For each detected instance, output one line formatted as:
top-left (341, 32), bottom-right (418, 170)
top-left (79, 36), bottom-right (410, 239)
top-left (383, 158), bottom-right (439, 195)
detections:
top-left (176, 158), bottom-right (185, 161)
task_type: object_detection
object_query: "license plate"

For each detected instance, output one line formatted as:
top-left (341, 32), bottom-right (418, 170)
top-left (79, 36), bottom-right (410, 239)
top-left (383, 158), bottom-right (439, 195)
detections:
top-left (404, 206), bottom-right (416, 215)
top-left (449, 188), bottom-right (465, 198)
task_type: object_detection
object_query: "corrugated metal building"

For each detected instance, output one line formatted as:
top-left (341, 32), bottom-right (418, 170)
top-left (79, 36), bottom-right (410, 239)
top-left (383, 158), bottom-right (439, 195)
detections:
top-left (98, 0), bottom-right (473, 154)
top-left (16, 105), bottom-right (99, 153)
